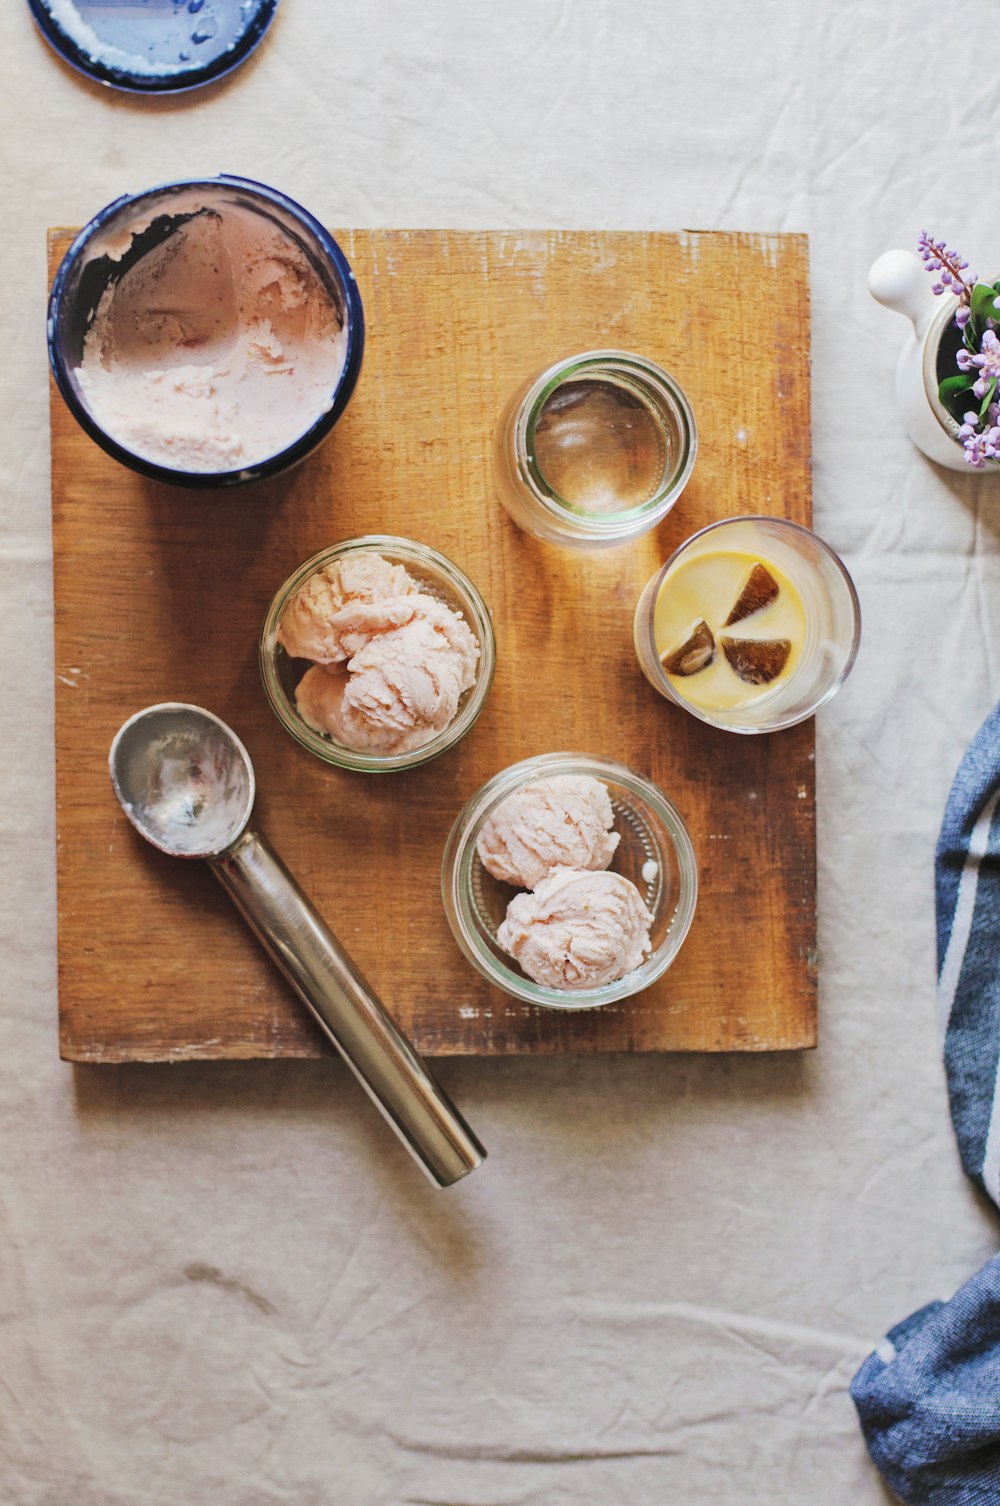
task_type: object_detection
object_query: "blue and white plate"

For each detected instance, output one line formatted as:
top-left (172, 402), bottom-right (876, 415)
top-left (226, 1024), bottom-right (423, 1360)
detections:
top-left (28, 0), bottom-right (279, 94)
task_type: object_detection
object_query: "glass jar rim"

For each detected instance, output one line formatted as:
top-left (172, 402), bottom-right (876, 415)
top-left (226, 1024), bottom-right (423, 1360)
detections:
top-left (260, 534), bottom-right (496, 772)
top-left (513, 350), bottom-right (697, 535)
top-left (441, 751), bottom-right (699, 1009)
top-left (637, 514), bottom-right (862, 734)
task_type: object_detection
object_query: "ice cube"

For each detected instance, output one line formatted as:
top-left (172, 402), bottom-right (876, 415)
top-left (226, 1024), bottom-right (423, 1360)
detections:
top-left (720, 636), bottom-right (791, 684)
top-left (661, 619), bottom-right (716, 676)
top-left (724, 563), bottom-right (779, 626)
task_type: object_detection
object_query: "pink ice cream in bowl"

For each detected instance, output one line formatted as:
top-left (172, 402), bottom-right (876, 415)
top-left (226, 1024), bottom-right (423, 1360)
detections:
top-left (441, 753), bottom-right (698, 1009)
top-left (47, 176), bottom-right (364, 488)
top-left (260, 536), bottom-right (496, 772)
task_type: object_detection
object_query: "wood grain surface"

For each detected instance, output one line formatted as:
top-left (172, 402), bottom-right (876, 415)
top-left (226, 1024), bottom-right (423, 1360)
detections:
top-left (49, 227), bottom-right (816, 1062)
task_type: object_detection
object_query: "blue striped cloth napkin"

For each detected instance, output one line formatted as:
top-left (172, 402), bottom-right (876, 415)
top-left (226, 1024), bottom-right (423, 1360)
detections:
top-left (851, 701), bottom-right (1000, 1503)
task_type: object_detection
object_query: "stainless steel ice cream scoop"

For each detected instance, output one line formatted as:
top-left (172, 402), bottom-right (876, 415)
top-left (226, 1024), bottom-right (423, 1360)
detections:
top-left (108, 702), bottom-right (486, 1188)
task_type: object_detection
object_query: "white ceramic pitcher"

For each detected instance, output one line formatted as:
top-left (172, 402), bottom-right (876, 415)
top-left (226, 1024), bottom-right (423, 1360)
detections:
top-left (868, 249), bottom-right (974, 472)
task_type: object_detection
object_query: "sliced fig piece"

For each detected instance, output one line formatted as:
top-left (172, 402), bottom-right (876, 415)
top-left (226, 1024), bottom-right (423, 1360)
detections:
top-left (661, 620), bottom-right (716, 677)
top-left (724, 563), bottom-right (780, 626)
top-left (720, 636), bottom-right (791, 685)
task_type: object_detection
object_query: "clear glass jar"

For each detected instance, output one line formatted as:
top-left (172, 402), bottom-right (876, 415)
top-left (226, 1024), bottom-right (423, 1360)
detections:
top-left (47, 175), bottom-right (364, 489)
top-left (633, 516), bottom-right (861, 734)
top-left (260, 536), bottom-right (496, 772)
top-left (492, 350), bottom-right (697, 549)
top-left (441, 753), bottom-right (698, 1009)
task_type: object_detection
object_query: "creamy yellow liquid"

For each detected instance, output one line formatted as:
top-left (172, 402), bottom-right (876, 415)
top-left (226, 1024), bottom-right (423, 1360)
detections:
top-left (654, 549), bottom-right (807, 710)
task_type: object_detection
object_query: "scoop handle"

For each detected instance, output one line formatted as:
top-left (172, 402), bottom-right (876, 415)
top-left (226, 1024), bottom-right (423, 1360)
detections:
top-left (210, 828), bottom-right (486, 1187)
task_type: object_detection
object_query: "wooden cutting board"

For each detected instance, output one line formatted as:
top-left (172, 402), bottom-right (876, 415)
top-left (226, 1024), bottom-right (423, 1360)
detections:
top-left (49, 226), bottom-right (816, 1062)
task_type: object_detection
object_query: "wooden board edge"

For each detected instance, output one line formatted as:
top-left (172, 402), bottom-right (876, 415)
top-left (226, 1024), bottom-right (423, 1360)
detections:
top-left (59, 1023), bottom-right (818, 1063)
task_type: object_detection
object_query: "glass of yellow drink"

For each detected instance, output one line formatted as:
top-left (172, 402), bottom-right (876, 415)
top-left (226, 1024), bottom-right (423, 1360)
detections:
top-left (633, 516), bottom-right (861, 733)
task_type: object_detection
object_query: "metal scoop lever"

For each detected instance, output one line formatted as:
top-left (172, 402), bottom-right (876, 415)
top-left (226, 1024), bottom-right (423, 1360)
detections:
top-left (108, 702), bottom-right (486, 1188)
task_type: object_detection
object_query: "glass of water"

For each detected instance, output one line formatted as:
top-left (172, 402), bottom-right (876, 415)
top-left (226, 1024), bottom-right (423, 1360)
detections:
top-left (492, 350), bottom-right (697, 550)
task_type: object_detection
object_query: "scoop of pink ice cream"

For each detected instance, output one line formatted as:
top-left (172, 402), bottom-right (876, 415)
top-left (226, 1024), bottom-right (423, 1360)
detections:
top-left (316, 595), bottom-right (426, 663)
top-left (319, 591), bottom-right (480, 676)
top-left (340, 613), bottom-right (469, 748)
top-left (476, 774), bottom-right (620, 889)
top-left (496, 866), bottom-right (652, 990)
top-left (295, 597), bottom-right (479, 753)
top-left (295, 663), bottom-right (431, 753)
top-left (277, 551), bottom-right (417, 663)
top-left (401, 595), bottom-right (479, 690)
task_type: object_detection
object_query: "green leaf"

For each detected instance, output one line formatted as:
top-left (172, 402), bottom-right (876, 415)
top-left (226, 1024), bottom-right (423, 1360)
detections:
top-left (969, 282), bottom-right (998, 342)
top-left (940, 373), bottom-right (976, 400)
top-left (980, 378), bottom-right (997, 420)
top-left (939, 373), bottom-right (978, 423)
top-left (972, 283), bottom-right (997, 318)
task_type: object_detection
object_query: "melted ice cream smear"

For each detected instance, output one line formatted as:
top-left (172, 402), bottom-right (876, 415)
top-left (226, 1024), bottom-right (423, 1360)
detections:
top-left (76, 202), bottom-right (347, 472)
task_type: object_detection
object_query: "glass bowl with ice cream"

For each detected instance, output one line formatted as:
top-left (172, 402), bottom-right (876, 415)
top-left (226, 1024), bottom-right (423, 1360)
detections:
top-left (633, 516), bottom-right (861, 734)
top-left (47, 176), bottom-right (364, 487)
top-left (261, 537), bottom-right (496, 772)
top-left (441, 754), bottom-right (698, 1009)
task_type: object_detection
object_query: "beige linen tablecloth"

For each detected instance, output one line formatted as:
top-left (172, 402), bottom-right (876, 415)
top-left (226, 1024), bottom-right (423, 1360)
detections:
top-left (1, 3), bottom-right (996, 1502)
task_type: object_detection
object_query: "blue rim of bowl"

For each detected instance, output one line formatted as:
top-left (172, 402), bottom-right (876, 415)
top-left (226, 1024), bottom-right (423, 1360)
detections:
top-left (46, 174), bottom-right (365, 489)
top-left (27, 0), bottom-right (280, 95)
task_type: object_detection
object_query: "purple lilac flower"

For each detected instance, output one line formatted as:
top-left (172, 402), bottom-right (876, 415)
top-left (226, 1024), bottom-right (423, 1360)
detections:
top-left (959, 416), bottom-right (989, 467)
top-left (963, 428), bottom-right (1000, 466)
top-left (958, 406), bottom-right (1000, 467)
top-left (922, 232), bottom-right (999, 464)
top-left (966, 330), bottom-right (1000, 398)
top-left (918, 231), bottom-right (975, 298)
